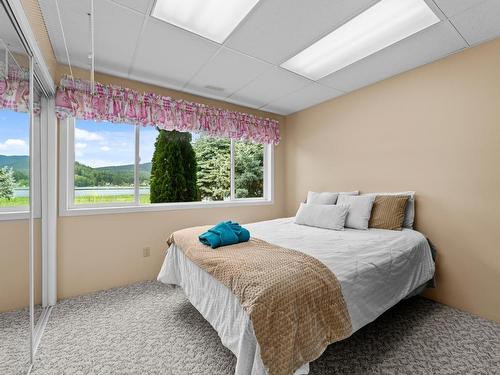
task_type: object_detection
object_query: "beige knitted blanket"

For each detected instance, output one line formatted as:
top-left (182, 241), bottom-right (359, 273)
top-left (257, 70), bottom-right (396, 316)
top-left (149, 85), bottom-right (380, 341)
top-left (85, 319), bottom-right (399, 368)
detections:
top-left (168, 226), bottom-right (352, 375)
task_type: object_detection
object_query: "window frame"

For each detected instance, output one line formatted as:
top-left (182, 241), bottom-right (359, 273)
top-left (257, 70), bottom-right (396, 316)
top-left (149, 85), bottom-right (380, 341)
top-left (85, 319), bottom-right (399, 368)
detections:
top-left (59, 118), bottom-right (274, 217)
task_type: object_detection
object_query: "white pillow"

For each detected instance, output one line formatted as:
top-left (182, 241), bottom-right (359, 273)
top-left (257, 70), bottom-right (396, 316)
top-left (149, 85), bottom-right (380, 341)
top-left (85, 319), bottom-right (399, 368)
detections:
top-left (306, 190), bottom-right (359, 205)
top-left (363, 191), bottom-right (415, 228)
top-left (336, 195), bottom-right (375, 230)
top-left (306, 191), bottom-right (339, 205)
top-left (294, 203), bottom-right (349, 230)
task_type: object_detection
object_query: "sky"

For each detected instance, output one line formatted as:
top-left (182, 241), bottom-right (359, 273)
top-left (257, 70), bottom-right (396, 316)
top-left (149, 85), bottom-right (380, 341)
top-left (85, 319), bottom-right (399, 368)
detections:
top-left (0, 109), bottom-right (201, 168)
top-left (75, 119), bottom-right (158, 168)
top-left (0, 110), bottom-right (30, 155)
top-left (74, 121), bottom-right (202, 168)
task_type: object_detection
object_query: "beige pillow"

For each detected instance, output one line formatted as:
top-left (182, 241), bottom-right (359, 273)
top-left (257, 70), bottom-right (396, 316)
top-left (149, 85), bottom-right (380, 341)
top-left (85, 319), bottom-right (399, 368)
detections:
top-left (369, 195), bottom-right (409, 230)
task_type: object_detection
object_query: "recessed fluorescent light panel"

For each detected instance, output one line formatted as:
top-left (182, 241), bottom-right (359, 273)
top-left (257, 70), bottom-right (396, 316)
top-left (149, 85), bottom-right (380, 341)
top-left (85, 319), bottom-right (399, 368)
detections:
top-left (151, 0), bottom-right (260, 43)
top-left (281, 0), bottom-right (440, 80)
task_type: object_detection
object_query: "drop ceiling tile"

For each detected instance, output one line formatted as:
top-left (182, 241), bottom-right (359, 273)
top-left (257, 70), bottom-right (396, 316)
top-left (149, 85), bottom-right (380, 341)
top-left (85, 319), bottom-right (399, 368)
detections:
top-left (449, 0), bottom-right (500, 45)
top-left (39, 0), bottom-right (144, 75)
top-left (226, 0), bottom-right (379, 65)
top-left (38, 0), bottom-right (66, 62)
top-left (432, 0), bottom-right (488, 18)
top-left (131, 18), bottom-right (220, 89)
top-left (184, 47), bottom-right (272, 99)
top-left (127, 71), bottom-right (186, 91)
top-left (320, 21), bottom-right (467, 92)
top-left (228, 67), bottom-right (310, 108)
top-left (94, 1), bottom-right (145, 75)
top-left (110, 0), bottom-right (153, 14)
top-left (39, 0), bottom-right (90, 67)
top-left (39, 0), bottom-right (489, 115)
top-left (224, 96), bottom-right (263, 110)
top-left (262, 83), bottom-right (343, 115)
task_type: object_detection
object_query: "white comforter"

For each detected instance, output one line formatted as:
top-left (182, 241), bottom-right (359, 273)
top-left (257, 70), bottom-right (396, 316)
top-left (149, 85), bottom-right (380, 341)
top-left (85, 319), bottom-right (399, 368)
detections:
top-left (158, 218), bottom-right (435, 375)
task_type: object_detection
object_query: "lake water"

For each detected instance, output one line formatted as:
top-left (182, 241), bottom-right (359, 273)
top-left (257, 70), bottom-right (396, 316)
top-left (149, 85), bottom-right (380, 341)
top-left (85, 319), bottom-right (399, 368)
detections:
top-left (13, 188), bottom-right (29, 197)
top-left (14, 187), bottom-right (150, 197)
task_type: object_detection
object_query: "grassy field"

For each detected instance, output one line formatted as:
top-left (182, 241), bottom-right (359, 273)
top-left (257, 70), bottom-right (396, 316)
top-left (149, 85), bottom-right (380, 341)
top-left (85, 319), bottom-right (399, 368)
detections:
top-left (0, 194), bottom-right (151, 207)
top-left (74, 194), bottom-right (151, 205)
top-left (0, 196), bottom-right (29, 207)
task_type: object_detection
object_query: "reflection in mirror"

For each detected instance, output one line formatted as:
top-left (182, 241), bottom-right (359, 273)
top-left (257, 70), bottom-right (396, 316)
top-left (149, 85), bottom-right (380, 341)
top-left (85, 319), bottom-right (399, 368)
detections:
top-left (32, 78), bottom-right (44, 337)
top-left (0, 3), bottom-right (32, 374)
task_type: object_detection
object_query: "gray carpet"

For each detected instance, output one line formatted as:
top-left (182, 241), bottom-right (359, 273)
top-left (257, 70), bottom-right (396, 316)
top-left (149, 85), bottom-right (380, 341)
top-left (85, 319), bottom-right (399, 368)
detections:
top-left (0, 305), bottom-right (44, 375)
top-left (0, 308), bottom-right (31, 375)
top-left (1, 282), bottom-right (499, 375)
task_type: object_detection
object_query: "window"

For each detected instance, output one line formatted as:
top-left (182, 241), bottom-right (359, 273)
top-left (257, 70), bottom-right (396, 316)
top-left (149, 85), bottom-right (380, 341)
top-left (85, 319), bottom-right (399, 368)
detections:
top-left (138, 125), bottom-right (156, 204)
top-left (73, 120), bottom-right (135, 205)
top-left (234, 140), bottom-right (264, 199)
top-left (0, 109), bottom-right (30, 211)
top-left (192, 135), bottom-right (231, 202)
top-left (0, 107), bottom-right (41, 218)
top-left (61, 118), bottom-right (273, 215)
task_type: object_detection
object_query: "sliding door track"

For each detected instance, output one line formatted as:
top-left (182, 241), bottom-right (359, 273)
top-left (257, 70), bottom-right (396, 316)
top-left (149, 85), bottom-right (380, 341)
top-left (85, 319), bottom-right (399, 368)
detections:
top-left (27, 305), bottom-right (53, 375)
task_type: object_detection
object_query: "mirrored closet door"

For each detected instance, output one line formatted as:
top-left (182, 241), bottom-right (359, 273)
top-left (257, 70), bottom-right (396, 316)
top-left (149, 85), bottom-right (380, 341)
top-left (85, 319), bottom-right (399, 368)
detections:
top-left (0, 2), bottom-right (34, 373)
top-left (0, 1), bottom-right (54, 372)
top-left (30, 76), bottom-right (46, 364)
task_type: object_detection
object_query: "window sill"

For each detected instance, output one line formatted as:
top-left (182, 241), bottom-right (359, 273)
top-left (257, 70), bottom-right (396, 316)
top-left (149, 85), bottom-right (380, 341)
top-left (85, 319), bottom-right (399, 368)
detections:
top-left (60, 199), bottom-right (274, 217)
top-left (0, 210), bottom-right (30, 221)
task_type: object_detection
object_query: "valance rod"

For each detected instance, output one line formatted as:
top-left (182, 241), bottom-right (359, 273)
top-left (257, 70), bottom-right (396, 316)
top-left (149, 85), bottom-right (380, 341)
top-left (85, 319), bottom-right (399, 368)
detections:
top-left (55, 76), bottom-right (281, 145)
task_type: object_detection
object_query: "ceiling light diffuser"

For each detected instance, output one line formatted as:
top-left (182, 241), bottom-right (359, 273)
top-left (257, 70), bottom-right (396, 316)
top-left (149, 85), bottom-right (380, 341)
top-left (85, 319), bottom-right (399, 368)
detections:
top-left (281, 0), bottom-right (440, 80)
top-left (151, 0), bottom-right (260, 44)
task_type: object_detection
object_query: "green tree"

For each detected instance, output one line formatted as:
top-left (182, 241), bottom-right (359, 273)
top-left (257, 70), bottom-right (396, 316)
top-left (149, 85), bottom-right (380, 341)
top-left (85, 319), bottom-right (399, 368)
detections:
top-left (150, 130), bottom-right (198, 203)
top-left (0, 166), bottom-right (15, 199)
top-left (74, 162), bottom-right (97, 187)
top-left (192, 136), bottom-right (230, 201)
top-left (13, 170), bottom-right (29, 187)
top-left (234, 141), bottom-right (263, 198)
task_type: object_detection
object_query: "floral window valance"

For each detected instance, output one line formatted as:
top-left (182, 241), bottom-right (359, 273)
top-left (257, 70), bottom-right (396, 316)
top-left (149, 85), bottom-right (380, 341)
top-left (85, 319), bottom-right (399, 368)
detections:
top-left (0, 62), bottom-right (39, 114)
top-left (55, 76), bottom-right (281, 145)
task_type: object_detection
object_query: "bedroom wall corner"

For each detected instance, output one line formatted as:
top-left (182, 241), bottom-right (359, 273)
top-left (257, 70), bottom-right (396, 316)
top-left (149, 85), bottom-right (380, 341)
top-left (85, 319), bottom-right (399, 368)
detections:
top-left (283, 37), bottom-right (500, 323)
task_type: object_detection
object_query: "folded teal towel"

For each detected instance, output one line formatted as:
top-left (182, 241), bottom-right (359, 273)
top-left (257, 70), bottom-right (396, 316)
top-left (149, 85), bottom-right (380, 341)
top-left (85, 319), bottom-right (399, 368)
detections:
top-left (199, 221), bottom-right (250, 249)
top-left (228, 221), bottom-right (251, 243)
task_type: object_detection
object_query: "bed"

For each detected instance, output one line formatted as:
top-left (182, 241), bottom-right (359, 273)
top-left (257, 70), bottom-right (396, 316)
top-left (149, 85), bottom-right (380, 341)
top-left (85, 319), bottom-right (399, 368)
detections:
top-left (158, 217), bottom-right (435, 375)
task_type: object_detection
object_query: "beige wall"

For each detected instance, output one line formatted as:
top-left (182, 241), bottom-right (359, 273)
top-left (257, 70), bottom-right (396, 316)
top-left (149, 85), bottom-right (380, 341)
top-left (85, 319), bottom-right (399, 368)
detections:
top-left (0, 220), bottom-right (42, 312)
top-left (57, 204), bottom-right (286, 299)
top-left (285, 38), bottom-right (500, 322)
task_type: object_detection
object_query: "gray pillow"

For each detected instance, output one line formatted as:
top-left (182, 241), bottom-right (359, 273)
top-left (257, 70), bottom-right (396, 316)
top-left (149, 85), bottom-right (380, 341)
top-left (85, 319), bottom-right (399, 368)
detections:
top-left (294, 203), bottom-right (349, 230)
top-left (336, 194), bottom-right (375, 230)
top-left (306, 190), bottom-right (359, 205)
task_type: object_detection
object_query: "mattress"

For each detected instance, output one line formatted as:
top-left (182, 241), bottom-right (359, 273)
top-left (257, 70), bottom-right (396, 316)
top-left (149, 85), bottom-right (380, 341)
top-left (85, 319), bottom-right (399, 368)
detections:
top-left (158, 217), bottom-right (435, 374)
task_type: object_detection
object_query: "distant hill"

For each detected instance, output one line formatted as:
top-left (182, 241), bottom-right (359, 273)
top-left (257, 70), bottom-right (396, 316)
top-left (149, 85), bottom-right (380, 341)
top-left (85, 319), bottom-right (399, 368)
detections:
top-left (74, 161), bottom-right (151, 187)
top-left (0, 154), bottom-right (151, 175)
top-left (0, 155), bottom-right (29, 173)
top-left (0, 154), bottom-right (151, 187)
top-left (95, 162), bottom-right (152, 174)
